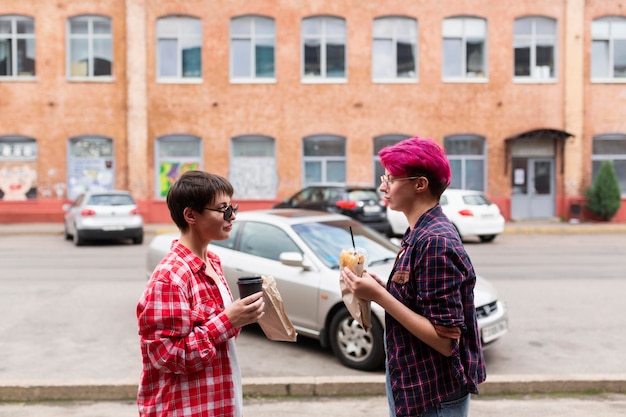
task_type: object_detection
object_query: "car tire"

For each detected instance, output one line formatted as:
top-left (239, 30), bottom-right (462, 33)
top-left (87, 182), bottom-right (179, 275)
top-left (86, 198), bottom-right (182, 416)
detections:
top-left (72, 228), bottom-right (84, 246)
top-left (64, 224), bottom-right (72, 241)
top-left (479, 234), bottom-right (496, 243)
top-left (328, 308), bottom-right (385, 371)
top-left (133, 234), bottom-right (144, 245)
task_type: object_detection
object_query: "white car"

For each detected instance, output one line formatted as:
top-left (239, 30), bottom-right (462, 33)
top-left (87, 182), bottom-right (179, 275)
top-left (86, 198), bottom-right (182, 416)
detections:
top-left (63, 190), bottom-right (144, 246)
top-left (146, 209), bottom-right (508, 371)
top-left (388, 189), bottom-right (505, 242)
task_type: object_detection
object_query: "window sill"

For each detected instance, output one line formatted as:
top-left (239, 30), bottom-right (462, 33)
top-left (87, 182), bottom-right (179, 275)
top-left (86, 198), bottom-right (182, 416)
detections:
top-left (372, 78), bottom-right (418, 84)
top-left (590, 78), bottom-right (626, 84)
top-left (67, 76), bottom-right (115, 83)
top-left (0, 76), bottom-right (37, 82)
top-left (442, 78), bottom-right (488, 84)
top-left (301, 78), bottom-right (348, 84)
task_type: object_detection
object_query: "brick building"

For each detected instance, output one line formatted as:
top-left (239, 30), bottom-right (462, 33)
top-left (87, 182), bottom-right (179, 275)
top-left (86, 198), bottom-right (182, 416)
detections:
top-left (1, 0), bottom-right (625, 223)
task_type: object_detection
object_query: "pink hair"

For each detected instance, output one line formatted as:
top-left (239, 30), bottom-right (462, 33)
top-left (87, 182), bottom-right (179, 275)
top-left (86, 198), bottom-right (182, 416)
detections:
top-left (379, 136), bottom-right (452, 189)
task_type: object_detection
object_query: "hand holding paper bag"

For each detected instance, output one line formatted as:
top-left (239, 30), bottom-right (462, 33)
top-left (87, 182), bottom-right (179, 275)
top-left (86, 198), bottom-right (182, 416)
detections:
top-left (339, 249), bottom-right (372, 332)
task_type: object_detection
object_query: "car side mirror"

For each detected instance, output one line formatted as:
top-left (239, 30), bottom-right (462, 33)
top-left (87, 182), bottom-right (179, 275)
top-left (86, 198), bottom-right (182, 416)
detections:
top-left (279, 252), bottom-right (313, 271)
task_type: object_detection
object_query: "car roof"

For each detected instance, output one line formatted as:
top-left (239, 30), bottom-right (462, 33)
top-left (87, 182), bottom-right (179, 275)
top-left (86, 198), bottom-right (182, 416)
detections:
top-left (235, 208), bottom-right (354, 225)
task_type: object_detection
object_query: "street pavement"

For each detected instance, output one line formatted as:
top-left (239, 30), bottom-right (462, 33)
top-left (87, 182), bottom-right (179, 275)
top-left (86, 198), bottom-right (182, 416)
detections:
top-left (1, 219), bottom-right (625, 416)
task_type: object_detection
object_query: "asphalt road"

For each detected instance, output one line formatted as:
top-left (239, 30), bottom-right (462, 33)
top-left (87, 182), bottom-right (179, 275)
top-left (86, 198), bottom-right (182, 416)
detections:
top-left (1, 231), bottom-right (625, 385)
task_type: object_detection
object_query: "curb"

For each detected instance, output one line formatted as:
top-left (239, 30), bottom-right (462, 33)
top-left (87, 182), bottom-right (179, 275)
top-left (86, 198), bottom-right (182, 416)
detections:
top-left (1, 375), bottom-right (626, 402)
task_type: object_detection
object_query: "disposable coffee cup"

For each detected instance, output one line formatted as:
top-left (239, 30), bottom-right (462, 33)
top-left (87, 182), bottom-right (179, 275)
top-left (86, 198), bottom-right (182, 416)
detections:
top-left (237, 275), bottom-right (263, 299)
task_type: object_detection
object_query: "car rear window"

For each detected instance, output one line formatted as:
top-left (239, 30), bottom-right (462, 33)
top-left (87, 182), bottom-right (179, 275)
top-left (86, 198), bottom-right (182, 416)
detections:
top-left (462, 194), bottom-right (491, 206)
top-left (347, 190), bottom-right (380, 201)
top-left (88, 194), bottom-right (135, 206)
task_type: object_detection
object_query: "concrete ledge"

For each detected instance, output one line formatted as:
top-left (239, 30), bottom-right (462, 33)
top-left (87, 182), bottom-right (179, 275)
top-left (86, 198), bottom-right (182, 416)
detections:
top-left (2, 375), bottom-right (626, 402)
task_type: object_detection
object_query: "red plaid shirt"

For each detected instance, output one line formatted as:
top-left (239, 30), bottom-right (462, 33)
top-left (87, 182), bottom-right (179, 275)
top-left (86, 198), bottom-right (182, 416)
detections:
top-left (137, 240), bottom-right (241, 417)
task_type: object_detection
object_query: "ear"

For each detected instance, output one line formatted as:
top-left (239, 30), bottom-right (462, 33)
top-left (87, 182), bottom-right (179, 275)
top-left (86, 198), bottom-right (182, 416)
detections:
top-left (183, 207), bottom-right (197, 225)
top-left (415, 176), bottom-right (429, 193)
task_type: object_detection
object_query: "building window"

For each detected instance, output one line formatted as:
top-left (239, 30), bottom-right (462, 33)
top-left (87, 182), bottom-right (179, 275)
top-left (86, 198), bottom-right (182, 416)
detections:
top-left (155, 134), bottom-right (202, 198)
top-left (372, 16), bottom-right (417, 82)
top-left (230, 135), bottom-right (277, 199)
top-left (591, 16), bottom-right (626, 81)
top-left (156, 15), bottom-right (202, 81)
top-left (0, 135), bottom-right (37, 200)
top-left (67, 136), bottom-right (114, 200)
top-left (303, 135), bottom-right (345, 185)
top-left (67, 15), bottom-right (112, 79)
top-left (230, 15), bottom-right (275, 82)
top-left (373, 134), bottom-right (410, 184)
top-left (444, 134), bottom-right (486, 191)
top-left (442, 16), bottom-right (487, 80)
top-left (302, 16), bottom-right (346, 81)
top-left (592, 133), bottom-right (626, 195)
top-left (0, 15), bottom-right (35, 78)
top-left (513, 16), bottom-right (557, 80)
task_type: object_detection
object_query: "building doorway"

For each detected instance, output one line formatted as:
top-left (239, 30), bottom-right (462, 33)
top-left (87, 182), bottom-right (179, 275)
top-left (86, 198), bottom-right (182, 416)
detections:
top-left (511, 157), bottom-right (554, 219)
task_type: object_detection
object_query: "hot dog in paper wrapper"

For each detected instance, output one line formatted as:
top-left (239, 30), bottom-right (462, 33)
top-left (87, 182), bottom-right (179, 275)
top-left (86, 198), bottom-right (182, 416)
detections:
top-left (339, 248), bottom-right (372, 332)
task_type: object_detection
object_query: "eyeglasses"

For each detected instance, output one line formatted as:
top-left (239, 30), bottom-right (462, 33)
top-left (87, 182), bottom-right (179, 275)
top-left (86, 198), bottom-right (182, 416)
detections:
top-left (203, 204), bottom-right (238, 221)
top-left (380, 174), bottom-right (421, 186)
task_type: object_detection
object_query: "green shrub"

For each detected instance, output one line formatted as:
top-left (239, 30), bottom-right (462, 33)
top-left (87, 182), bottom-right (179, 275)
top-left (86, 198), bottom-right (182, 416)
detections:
top-left (584, 160), bottom-right (622, 221)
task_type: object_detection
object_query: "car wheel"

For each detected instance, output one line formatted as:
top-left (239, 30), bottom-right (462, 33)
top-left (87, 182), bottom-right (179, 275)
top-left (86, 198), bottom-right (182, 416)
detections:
top-left (328, 308), bottom-right (385, 371)
top-left (133, 234), bottom-right (144, 245)
top-left (479, 234), bottom-right (496, 243)
top-left (64, 224), bottom-right (72, 241)
top-left (72, 228), bottom-right (84, 246)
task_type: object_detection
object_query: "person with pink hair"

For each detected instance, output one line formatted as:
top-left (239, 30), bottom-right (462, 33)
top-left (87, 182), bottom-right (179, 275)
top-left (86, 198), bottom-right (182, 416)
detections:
top-left (342, 136), bottom-right (486, 417)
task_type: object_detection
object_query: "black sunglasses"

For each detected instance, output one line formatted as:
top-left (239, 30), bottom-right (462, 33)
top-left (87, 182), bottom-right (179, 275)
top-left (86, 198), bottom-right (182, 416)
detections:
top-left (203, 204), bottom-right (238, 221)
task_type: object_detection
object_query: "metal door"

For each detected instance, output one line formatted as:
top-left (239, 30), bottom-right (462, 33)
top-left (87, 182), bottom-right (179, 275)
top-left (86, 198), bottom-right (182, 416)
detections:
top-left (510, 158), bottom-right (555, 219)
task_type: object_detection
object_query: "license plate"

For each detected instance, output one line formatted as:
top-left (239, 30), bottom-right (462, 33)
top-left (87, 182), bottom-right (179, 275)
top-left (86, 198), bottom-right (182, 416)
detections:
top-left (481, 320), bottom-right (508, 344)
top-left (363, 205), bottom-right (381, 213)
top-left (102, 225), bottom-right (124, 231)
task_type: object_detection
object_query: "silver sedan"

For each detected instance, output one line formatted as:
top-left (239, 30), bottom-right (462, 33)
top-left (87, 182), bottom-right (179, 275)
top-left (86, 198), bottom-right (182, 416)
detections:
top-left (146, 209), bottom-right (508, 371)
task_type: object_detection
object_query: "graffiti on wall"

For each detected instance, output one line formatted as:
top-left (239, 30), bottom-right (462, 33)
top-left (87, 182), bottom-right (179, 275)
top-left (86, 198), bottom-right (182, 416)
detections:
top-left (159, 162), bottom-right (199, 197)
top-left (0, 162), bottom-right (37, 200)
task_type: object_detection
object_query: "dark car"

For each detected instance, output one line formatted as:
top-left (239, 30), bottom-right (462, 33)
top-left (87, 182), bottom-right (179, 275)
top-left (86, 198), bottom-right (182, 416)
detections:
top-left (273, 184), bottom-right (390, 234)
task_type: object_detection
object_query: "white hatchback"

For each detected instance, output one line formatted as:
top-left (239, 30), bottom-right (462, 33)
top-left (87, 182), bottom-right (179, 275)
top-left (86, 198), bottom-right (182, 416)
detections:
top-left (388, 189), bottom-right (505, 242)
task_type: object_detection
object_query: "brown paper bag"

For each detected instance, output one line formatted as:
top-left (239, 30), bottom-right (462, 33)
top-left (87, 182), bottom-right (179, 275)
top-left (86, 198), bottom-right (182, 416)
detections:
top-left (339, 250), bottom-right (372, 332)
top-left (257, 275), bottom-right (297, 342)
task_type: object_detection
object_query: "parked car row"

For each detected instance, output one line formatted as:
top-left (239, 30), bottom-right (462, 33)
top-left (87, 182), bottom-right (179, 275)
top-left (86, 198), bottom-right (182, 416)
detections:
top-left (146, 209), bottom-right (509, 371)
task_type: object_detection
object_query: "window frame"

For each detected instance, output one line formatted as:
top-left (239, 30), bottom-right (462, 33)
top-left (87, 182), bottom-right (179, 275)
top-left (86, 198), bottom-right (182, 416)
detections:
top-left (372, 134), bottom-right (410, 184)
top-left (591, 133), bottom-right (626, 196)
top-left (66, 15), bottom-right (113, 81)
top-left (513, 16), bottom-right (558, 83)
top-left (156, 15), bottom-right (203, 83)
top-left (0, 14), bottom-right (35, 80)
top-left (444, 134), bottom-right (487, 191)
top-left (230, 15), bottom-right (276, 84)
top-left (229, 134), bottom-right (278, 199)
top-left (302, 134), bottom-right (346, 186)
top-left (154, 134), bottom-right (203, 198)
top-left (301, 16), bottom-right (347, 83)
top-left (372, 16), bottom-right (418, 83)
top-left (591, 16), bottom-right (626, 83)
top-left (442, 16), bottom-right (488, 82)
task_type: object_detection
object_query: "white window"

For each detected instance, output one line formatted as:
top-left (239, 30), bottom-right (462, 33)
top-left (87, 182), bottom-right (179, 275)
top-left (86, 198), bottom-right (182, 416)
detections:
top-left (592, 134), bottom-right (626, 195)
top-left (156, 16), bottom-right (202, 81)
top-left (514, 16), bottom-right (557, 81)
top-left (591, 16), bottom-right (626, 81)
top-left (442, 17), bottom-right (487, 80)
top-left (0, 15), bottom-right (35, 79)
top-left (444, 134), bottom-right (486, 191)
top-left (154, 135), bottom-right (202, 198)
top-left (230, 15), bottom-right (275, 82)
top-left (229, 135), bottom-right (277, 199)
top-left (372, 17), bottom-right (417, 82)
top-left (302, 16), bottom-right (346, 81)
top-left (373, 134), bottom-right (410, 183)
top-left (67, 15), bottom-right (112, 80)
top-left (303, 135), bottom-right (345, 186)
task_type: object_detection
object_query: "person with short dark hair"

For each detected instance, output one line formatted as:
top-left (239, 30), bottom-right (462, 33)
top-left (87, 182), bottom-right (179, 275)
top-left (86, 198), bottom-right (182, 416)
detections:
top-left (137, 170), bottom-right (265, 417)
top-left (342, 136), bottom-right (486, 417)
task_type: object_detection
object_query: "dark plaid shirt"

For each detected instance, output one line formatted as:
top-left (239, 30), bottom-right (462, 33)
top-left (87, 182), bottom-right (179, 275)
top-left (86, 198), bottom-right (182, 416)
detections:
top-left (386, 205), bottom-right (486, 416)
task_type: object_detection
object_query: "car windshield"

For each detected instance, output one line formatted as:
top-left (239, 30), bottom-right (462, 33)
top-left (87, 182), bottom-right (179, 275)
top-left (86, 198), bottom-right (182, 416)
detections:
top-left (292, 220), bottom-right (398, 269)
top-left (347, 190), bottom-right (380, 201)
